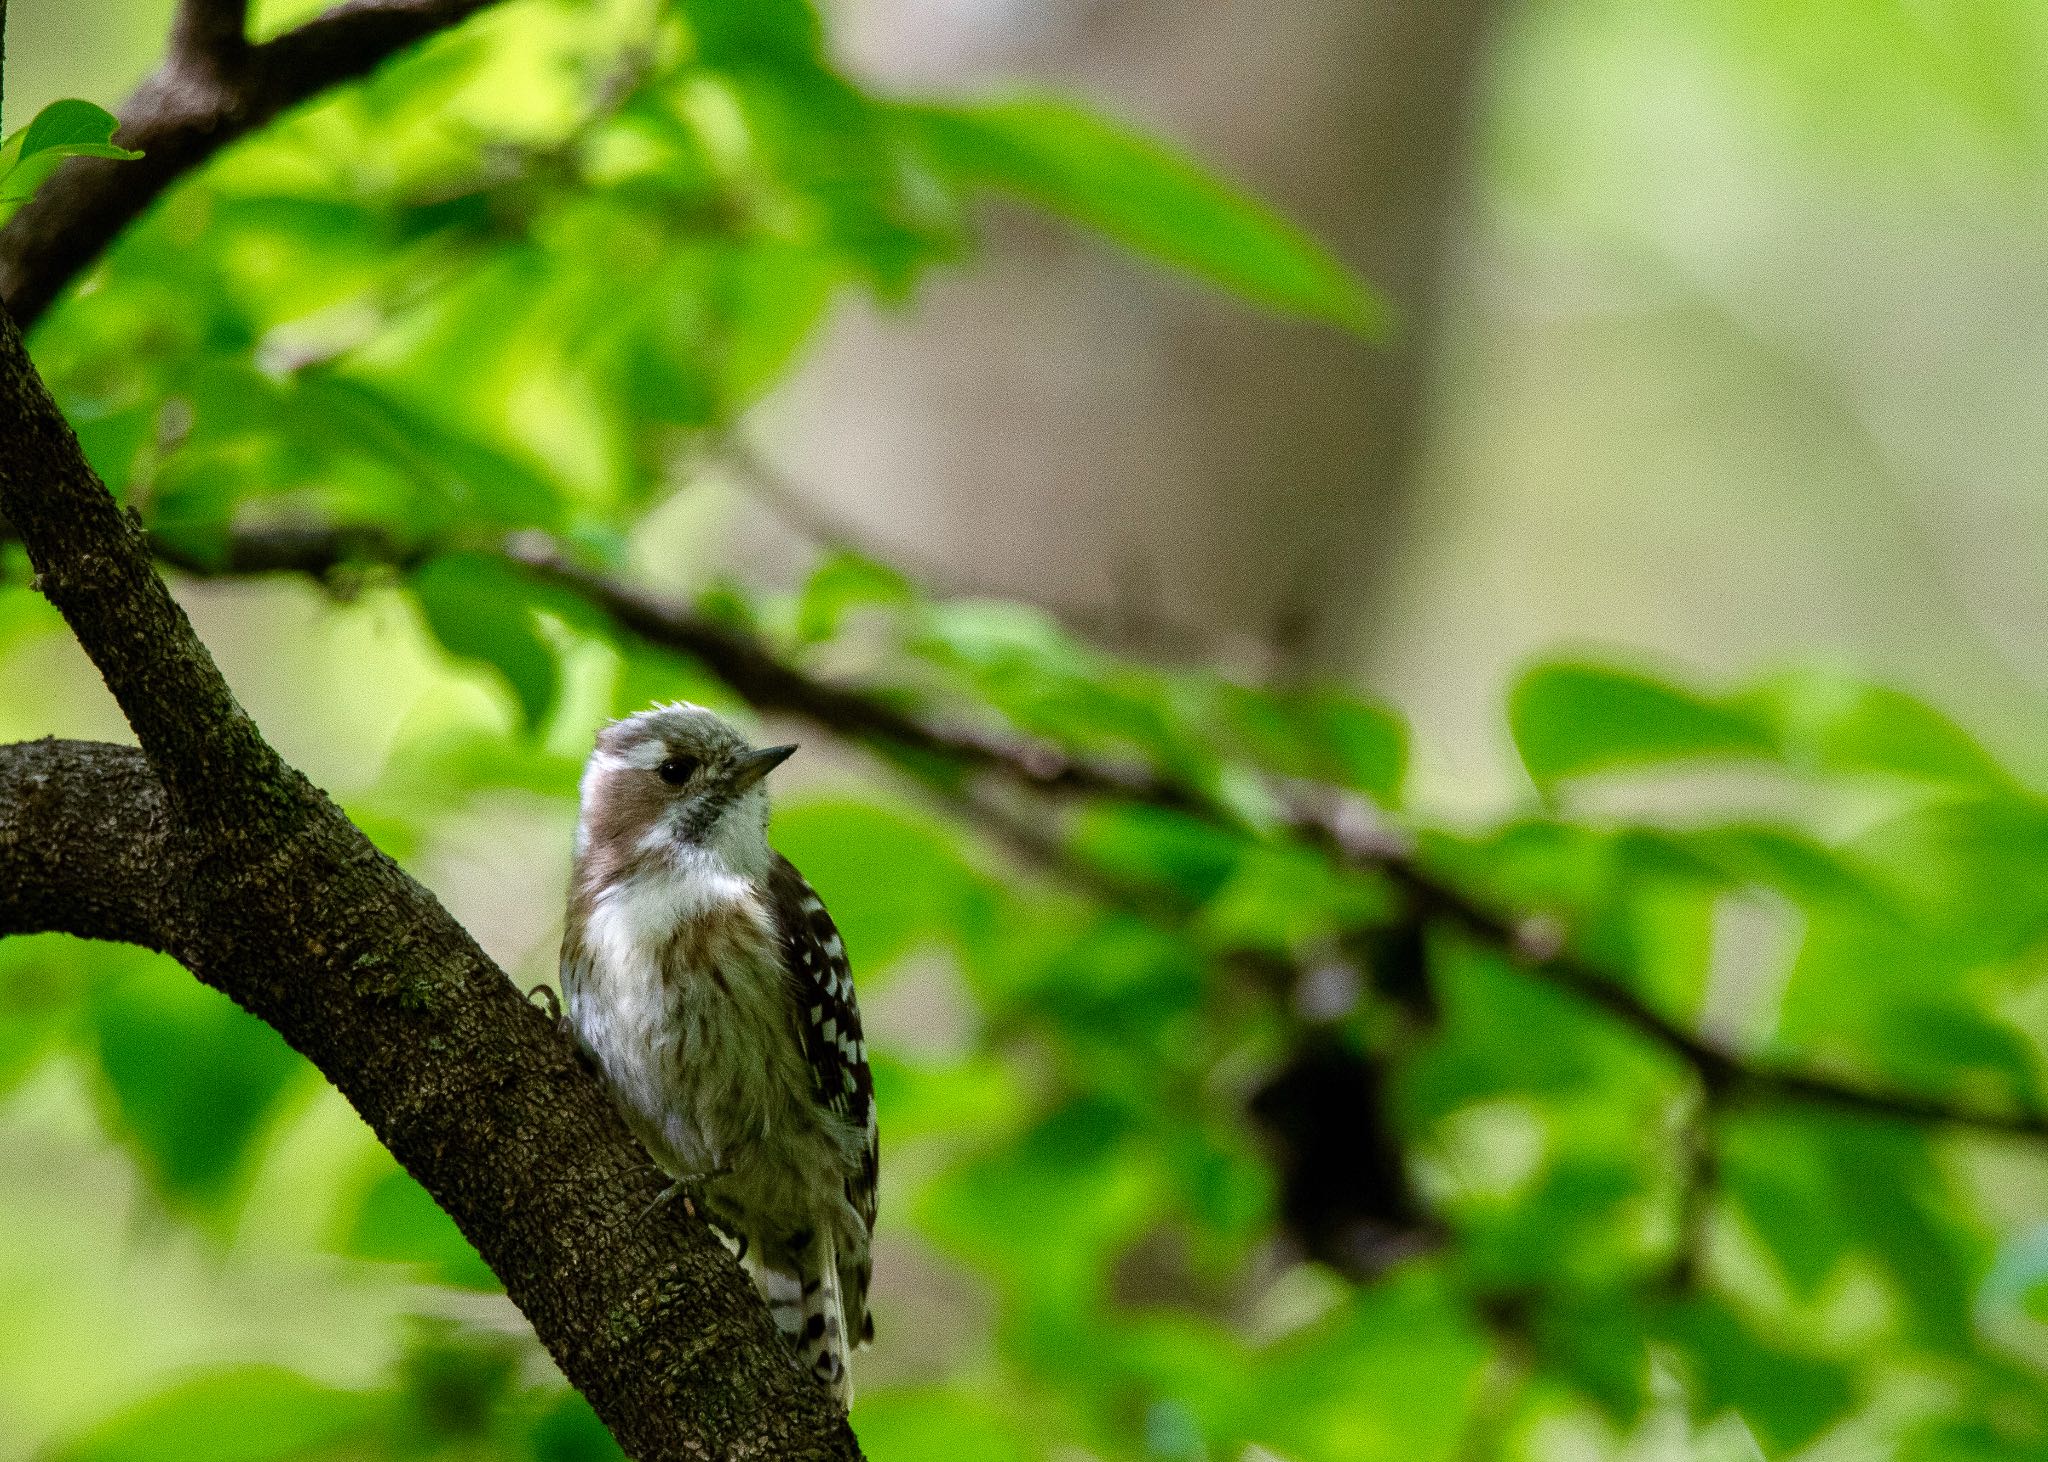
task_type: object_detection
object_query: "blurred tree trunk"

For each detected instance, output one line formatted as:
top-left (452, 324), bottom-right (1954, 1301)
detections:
top-left (771, 0), bottom-right (1501, 670)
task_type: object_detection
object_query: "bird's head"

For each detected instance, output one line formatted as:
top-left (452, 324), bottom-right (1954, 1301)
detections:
top-left (573, 703), bottom-right (795, 886)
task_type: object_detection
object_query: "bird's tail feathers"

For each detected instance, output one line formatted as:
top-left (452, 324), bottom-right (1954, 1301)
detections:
top-left (752, 1235), bottom-right (853, 1408)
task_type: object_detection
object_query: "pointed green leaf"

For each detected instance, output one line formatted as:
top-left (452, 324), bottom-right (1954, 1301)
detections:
top-left (1213, 682), bottom-right (1407, 802)
top-left (412, 552), bottom-right (560, 730)
top-left (0, 99), bottom-right (143, 209)
top-left (1510, 662), bottom-right (1776, 786)
top-left (1743, 668), bottom-right (2017, 789)
top-left (902, 96), bottom-right (1383, 334)
top-left (17, 99), bottom-right (143, 162)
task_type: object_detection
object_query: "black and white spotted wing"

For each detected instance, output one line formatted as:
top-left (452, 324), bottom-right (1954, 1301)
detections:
top-left (769, 854), bottom-right (878, 1227)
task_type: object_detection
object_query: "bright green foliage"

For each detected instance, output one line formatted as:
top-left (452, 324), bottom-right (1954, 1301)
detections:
top-left (413, 553), bottom-right (564, 729)
top-left (36, 0), bottom-right (1370, 597)
top-left (4, 0), bottom-right (2048, 1459)
top-left (1694, 0), bottom-right (2048, 165)
top-left (47, 1366), bottom-right (380, 1462)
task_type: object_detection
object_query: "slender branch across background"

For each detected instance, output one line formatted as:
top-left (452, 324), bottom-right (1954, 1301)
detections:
top-left (124, 518), bottom-right (2048, 1146)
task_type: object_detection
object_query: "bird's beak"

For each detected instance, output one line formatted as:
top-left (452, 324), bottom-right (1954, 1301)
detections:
top-left (727, 743), bottom-right (798, 793)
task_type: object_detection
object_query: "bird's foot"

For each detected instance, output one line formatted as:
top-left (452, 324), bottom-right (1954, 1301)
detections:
top-left (525, 983), bottom-right (574, 1038)
top-left (637, 1180), bottom-right (690, 1224)
top-left (637, 1164), bottom-right (734, 1226)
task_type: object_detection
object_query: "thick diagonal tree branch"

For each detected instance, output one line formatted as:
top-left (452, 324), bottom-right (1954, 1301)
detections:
top-left (0, 740), bottom-right (183, 950)
top-left (122, 520), bottom-right (2048, 1146)
top-left (0, 310), bottom-right (863, 1458)
top-left (0, 0), bottom-right (509, 328)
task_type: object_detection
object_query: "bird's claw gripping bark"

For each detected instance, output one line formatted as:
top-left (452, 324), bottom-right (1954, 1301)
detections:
top-left (526, 984), bottom-right (577, 1044)
top-left (638, 1165), bottom-right (736, 1227)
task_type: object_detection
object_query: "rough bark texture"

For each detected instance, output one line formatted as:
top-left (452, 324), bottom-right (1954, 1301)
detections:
top-left (0, 0), bottom-right (509, 329)
top-left (0, 303), bottom-right (863, 1459)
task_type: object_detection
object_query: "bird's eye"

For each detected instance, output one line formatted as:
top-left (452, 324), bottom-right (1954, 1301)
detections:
top-left (657, 755), bottom-right (700, 786)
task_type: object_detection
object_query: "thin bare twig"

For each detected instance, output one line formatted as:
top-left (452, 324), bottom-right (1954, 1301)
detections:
top-left (1662, 1090), bottom-right (1723, 1293)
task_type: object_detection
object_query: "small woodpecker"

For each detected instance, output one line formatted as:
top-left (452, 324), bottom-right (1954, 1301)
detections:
top-left (560, 703), bottom-right (876, 1405)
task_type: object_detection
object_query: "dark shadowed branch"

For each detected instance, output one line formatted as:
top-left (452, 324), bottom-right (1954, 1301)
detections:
top-left (168, 0), bottom-right (253, 72)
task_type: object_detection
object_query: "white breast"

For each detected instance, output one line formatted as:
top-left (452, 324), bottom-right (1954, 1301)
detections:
top-left (566, 863), bottom-right (809, 1182)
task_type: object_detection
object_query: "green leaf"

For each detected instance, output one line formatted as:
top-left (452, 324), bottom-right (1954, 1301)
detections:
top-left (902, 96), bottom-right (1384, 334)
top-left (1198, 843), bottom-right (1391, 955)
top-left (1898, 1415), bottom-right (2044, 1462)
top-left (1851, 794), bottom-right (2048, 963)
top-left (1664, 823), bottom-right (1892, 914)
top-left (528, 1384), bottom-right (622, 1457)
top-left (85, 957), bottom-right (307, 1213)
top-left (1510, 662), bottom-right (1777, 786)
top-left (1249, 1273), bottom-right (1491, 1461)
top-left (294, 373), bottom-right (569, 534)
top-left (1457, 1151), bottom-right (1647, 1289)
top-left (1212, 682), bottom-right (1407, 803)
top-left (793, 550), bottom-right (915, 646)
top-left (1654, 1296), bottom-right (1856, 1454)
top-left (337, 1157), bottom-right (501, 1292)
top-left (0, 99), bottom-right (144, 211)
top-left (849, 1387), bottom-right (1034, 1462)
top-left (0, 932), bottom-right (100, 1097)
top-left (871, 1051), bottom-right (1019, 1143)
top-left (1744, 668), bottom-right (2017, 789)
top-left (917, 1093), bottom-right (1156, 1314)
top-left (16, 99), bottom-right (143, 161)
top-left (1721, 1114), bottom-right (1858, 1298)
top-left (1528, 1289), bottom-right (1654, 1421)
top-left (1067, 804), bottom-right (1246, 904)
top-left (680, 0), bottom-right (827, 71)
top-left (412, 552), bottom-right (560, 729)
top-left (1725, 1111), bottom-right (1984, 1349)
top-left (0, 99), bottom-right (143, 177)
top-left (48, 1366), bottom-right (375, 1462)
top-left (1871, 1000), bottom-right (2044, 1113)
top-left (610, 646), bottom-right (734, 721)
top-left (527, 1389), bottom-right (627, 1462)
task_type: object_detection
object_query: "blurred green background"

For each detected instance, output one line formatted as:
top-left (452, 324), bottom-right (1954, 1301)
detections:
top-left (5, 0), bottom-right (2048, 1458)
